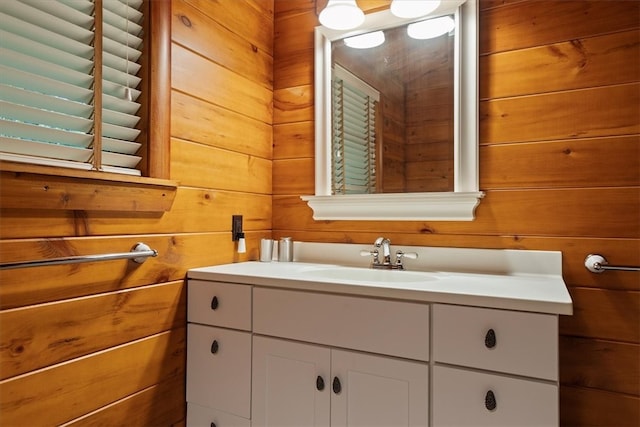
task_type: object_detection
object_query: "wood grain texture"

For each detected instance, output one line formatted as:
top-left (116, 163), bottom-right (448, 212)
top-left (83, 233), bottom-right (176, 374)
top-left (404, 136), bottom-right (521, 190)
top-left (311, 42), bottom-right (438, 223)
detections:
top-left (560, 385), bottom-right (640, 427)
top-left (480, 0), bottom-right (640, 54)
top-left (1, 282), bottom-right (185, 379)
top-left (0, 329), bottom-right (185, 427)
top-left (274, 84), bottom-right (314, 124)
top-left (61, 376), bottom-right (185, 427)
top-left (273, 122), bottom-right (314, 159)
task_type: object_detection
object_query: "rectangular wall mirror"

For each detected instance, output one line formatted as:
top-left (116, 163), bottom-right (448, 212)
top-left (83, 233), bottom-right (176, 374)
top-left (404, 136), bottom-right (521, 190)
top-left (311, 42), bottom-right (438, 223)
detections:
top-left (302, 0), bottom-right (483, 220)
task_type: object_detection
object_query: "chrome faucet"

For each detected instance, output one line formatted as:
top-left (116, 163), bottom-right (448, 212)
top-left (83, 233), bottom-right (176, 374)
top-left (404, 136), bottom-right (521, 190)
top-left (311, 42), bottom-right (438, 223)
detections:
top-left (361, 237), bottom-right (418, 270)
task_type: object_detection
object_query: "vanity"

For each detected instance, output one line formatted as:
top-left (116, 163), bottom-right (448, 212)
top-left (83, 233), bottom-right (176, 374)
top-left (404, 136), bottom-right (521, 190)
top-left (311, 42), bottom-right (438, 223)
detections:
top-left (185, 242), bottom-right (572, 427)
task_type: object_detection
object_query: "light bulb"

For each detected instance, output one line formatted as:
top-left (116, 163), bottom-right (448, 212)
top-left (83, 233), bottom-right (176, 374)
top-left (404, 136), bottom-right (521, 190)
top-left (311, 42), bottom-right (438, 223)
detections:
top-left (390, 0), bottom-right (441, 18)
top-left (344, 31), bottom-right (385, 49)
top-left (319, 0), bottom-right (365, 30)
top-left (407, 16), bottom-right (455, 40)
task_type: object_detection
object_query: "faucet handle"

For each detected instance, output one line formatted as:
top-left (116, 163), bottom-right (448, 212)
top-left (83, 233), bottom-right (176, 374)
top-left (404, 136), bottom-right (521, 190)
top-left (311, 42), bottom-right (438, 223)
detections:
top-left (396, 251), bottom-right (418, 260)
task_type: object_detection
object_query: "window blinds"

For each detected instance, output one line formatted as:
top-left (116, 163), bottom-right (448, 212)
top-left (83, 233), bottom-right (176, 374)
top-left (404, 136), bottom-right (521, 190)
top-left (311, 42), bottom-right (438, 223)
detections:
top-left (0, 0), bottom-right (144, 176)
top-left (331, 68), bottom-right (378, 195)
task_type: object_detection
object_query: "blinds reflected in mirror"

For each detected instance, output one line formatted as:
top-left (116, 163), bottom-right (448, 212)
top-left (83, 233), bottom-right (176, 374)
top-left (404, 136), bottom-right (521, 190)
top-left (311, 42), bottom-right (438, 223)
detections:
top-left (331, 65), bottom-right (379, 195)
top-left (0, 0), bottom-right (144, 175)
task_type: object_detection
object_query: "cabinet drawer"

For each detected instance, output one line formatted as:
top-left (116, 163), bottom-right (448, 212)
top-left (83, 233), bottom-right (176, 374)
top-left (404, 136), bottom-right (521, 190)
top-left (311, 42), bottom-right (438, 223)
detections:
top-left (433, 366), bottom-right (558, 427)
top-left (433, 304), bottom-right (558, 380)
top-left (188, 280), bottom-right (251, 330)
top-left (253, 287), bottom-right (430, 361)
top-left (186, 324), bottom-right (251, 418)
top-left (187, 402), bottom-right (250, 427)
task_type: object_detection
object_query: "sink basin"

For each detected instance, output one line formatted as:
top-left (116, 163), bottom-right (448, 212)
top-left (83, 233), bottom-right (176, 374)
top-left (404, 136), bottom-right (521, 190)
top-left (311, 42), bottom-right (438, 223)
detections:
top-left (302, 265), bottom-right (439, 283)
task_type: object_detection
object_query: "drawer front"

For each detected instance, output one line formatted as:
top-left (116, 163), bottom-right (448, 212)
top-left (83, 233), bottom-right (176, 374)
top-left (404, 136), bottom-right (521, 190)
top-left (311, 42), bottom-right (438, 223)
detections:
top-left (433, 304), bottom-right (558, 380)
top-left (433, 366), bottom-right (558, 427)
top-left (253, 287), bottom-right (430, 361)
top-left (187, 402), bottom-right (250, 427)
top-left (188, 280), bottom-right (251, 330)
top-left (186, 324), bottom-right (251, 418)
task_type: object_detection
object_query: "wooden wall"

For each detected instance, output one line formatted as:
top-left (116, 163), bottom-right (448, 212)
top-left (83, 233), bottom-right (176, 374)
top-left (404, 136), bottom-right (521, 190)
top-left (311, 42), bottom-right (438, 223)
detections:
top-left (0, 0), bottom-right (273, 425)
top-left (273, 1), bottom-right (639, 426)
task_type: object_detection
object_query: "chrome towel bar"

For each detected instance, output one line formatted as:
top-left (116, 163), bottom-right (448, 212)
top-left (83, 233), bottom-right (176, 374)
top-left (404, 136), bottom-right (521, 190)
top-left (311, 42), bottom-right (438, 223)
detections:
top-left (584, 254), bottom-right (640, 273)
top-left (0, 242), bottom-right (158, 270)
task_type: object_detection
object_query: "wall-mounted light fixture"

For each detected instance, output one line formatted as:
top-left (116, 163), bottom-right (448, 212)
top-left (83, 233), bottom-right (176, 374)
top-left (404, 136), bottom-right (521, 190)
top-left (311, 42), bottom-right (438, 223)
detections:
top-left (319, 0), bottom-right (364, 30)
top-left (390, 0), bottom-right (441, 18)
top-left (407, 15), bottom-right (455, 39)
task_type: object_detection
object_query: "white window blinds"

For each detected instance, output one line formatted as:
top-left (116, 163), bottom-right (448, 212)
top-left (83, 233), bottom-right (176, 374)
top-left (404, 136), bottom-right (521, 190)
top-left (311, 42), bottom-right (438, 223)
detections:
top-left (0, 0), bottom-right (144, 176)
top-left (331, 65), bottom-right (379, 195)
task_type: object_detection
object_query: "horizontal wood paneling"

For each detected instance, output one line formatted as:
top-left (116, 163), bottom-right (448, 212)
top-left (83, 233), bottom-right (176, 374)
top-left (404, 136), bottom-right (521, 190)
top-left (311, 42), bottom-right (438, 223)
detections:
top-left (0, 188), bottom-right (271, 239)
top-left (171, 138), bottom-right (272, 193)
top-left (560, 287), bottom-right (639, 343)
top-left (480, 83), bottom-right (640, 144)
top-left (272, 158), bottom-right (315, 195)
top-left (560, 336), bottom-right (639, 396)
top-left (62, 376), bottom-right (185, 427)
top-left (172, 43), bottom-right (272, 124)
top-left (274, 187), bottom-right (640, 238)
top-left (172, 0), bottom-right (273, 89)
top-left (560, 385), bottom-right (640, 427)
top-left (172, 90), bottom-right (272, 159)
top-left (480, 29), bottom-right (640, 99)
top-left (0, 329), bottom-right (185, 427)
top-left (273, 122), bottom-right (315, 159)
top-left (1, 282), bottom-right (185, 379)
top-left (274, 84), bottom-right (313, 124)
top-left (480, 136), bottom-right (640, 189)
top-left (479, 0), bottom-right (640, 54)
top-left (183, 0), bottom-right (273, 56)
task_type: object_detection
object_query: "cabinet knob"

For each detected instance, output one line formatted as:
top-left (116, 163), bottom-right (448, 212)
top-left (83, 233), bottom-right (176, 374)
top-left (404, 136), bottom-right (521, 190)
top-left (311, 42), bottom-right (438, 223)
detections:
top-left (485, 390), bottom-right (497, 411)
top-left (210, 423), bottom-right (216, 427)
top-left (210, 296), bottom-right (219, 310)
top-left (210, 340), bottom-right (219, 354)
top-left (316, 376), bottom-right (325, 391)
top-left (332, 377), bottom-right (342, 394)
top-left (485, 328), bottom-right (497, 349)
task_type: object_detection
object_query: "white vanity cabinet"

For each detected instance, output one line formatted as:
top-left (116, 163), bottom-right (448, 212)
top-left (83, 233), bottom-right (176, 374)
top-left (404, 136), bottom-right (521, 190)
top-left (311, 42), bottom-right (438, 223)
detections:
top-left (186, 280), bottom-right (252, 427)
top-left (251, 288), bottom-right (430, 427)
top-left (432, 304), bottom-right (559, 426)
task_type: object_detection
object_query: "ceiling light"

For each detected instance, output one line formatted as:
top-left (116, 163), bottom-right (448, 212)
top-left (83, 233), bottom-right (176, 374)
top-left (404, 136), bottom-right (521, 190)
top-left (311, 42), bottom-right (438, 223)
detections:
top-left (407, 16), bottom-right (455, 40)
top-left (390, 0), bottom-right (441, 18)
top-left (319, 0), bottom-right (365, 30)
top-left (344, 31), bottom-right (385, 49)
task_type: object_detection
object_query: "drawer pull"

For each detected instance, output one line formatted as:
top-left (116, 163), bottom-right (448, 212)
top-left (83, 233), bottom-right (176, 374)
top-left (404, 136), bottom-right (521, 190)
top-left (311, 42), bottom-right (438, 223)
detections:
top-left (210, 296), bottom-right (219, 310)
top-left (485, 390), bottom-right (497, 411)
top-left (485, 328), bottom-right (497, 349)
top-left (210, 340), bottom-right (219, 354)
top-left (316, 375), bottom-right (325, 391)
top-left (332, 377), bottom-right (342, 394)
top-left (210, 423), bottom-right (216, 427)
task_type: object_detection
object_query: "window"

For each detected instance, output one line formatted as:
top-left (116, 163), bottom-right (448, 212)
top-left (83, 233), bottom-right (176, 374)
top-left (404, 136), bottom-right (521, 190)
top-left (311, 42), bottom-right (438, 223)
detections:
top-left (0, 0), bottom-right (152, 177)
top-left (331, 65), bottom-right (379, 195)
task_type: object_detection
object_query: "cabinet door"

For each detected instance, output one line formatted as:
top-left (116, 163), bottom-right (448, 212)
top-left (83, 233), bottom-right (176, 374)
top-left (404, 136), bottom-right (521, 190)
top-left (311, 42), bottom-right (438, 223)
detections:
top-left (331, 350), bottom-right (429, 427)
top-left (186, 324), bottom-right (251, 418)
top-left (433, 365), bottom-right (558, 427)
top-left (252, 336), bottom-right (331, 427)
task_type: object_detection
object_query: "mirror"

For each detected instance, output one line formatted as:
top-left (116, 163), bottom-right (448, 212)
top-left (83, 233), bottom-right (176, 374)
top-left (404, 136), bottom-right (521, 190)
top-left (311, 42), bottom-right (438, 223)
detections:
top-left (302, 0), bottom-right (483, 220)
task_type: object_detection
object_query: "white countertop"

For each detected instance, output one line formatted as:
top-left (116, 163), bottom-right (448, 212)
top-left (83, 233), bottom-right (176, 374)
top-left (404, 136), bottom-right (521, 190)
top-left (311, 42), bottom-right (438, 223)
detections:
top-left (188, 243), bottom-right (573, 315)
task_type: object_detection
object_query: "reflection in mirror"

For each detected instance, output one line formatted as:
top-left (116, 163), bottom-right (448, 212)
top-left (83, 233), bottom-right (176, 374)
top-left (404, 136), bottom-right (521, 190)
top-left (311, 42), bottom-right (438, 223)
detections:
top-left (332, 16), bottom-right (455, 193)
top-left (303, 0), bottom-right (483, 221)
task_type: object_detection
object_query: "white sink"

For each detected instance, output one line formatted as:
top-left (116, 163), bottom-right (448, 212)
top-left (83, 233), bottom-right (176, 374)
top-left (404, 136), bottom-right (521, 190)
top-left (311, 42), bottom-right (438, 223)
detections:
top-left (301, 265), bottom-right (440, 283)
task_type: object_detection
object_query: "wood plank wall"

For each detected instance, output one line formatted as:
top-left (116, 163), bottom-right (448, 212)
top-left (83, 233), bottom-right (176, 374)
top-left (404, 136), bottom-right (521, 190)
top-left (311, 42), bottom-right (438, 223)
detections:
top-left (0, 1), bottom-right (274, 425)
top-left (273, 0), bottom-right (639, 425)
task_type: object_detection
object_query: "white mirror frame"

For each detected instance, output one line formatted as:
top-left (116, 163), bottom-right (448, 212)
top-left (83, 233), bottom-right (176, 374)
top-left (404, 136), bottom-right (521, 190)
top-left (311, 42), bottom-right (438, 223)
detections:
top-left (302, 0), bottom-right (483, 221)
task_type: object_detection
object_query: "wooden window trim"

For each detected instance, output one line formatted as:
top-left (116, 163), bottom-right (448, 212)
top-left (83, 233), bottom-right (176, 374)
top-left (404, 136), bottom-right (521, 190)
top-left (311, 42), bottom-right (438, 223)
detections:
top-left (0, 0), bottom-right (176, 213)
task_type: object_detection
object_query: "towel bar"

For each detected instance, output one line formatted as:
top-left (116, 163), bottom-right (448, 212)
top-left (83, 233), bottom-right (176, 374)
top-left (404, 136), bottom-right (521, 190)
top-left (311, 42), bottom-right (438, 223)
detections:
top-left (584, 254), bottom-right (640, 273)
top-left (0, 242), bottom-right (158, 270)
